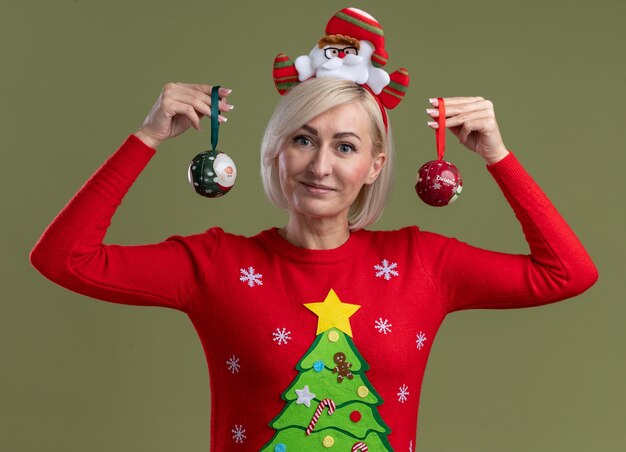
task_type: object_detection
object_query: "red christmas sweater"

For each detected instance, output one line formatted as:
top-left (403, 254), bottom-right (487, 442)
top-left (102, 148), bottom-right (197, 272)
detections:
top-left (30, 134), bottom-right (597, 451)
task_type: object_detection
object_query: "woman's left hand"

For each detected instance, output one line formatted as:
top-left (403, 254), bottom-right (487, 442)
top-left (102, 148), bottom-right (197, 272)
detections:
top-left (427, 97), bottom-right (509, 165)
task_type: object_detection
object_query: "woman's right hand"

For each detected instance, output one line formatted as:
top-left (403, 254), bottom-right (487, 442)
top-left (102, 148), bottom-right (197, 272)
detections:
top-left (135, 83), bottom-right (233, 149)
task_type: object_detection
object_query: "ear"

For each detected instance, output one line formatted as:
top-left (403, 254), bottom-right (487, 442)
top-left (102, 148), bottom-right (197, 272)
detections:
top-left (365, 152), bottom-right (386, 185)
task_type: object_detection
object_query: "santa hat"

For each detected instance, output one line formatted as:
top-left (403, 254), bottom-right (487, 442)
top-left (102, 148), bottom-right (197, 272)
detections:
top-left (325, 7), bottom-right (388, 68)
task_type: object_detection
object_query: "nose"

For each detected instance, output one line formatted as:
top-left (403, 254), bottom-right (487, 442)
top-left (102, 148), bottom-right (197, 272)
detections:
top-left (308, 146), bottom-right (332, 178)
top-left (338, 51), bottom-right (346, 59)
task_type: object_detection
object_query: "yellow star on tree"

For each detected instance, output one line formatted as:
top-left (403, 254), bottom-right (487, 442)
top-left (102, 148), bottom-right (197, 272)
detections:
top-left (304, 288), bottom-right (361, 337)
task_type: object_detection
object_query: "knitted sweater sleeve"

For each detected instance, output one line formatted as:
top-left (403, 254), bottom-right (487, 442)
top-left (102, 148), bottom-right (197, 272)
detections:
top-left (29, 135), bottom-right (215, 313)
top-left (415, 152), bottom-right (598, 313)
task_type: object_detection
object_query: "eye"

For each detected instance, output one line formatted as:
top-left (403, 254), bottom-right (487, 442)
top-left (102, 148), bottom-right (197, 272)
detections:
top-left (344, 47), bottom-right (358, 55)
top-left (338, 143), bottom-right (357, 154)
top-left (293, 135), bottom-right (313, 147)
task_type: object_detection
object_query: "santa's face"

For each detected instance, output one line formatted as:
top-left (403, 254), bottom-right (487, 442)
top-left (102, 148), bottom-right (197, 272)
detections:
top-left (277, 102), bottom-right (385, 226)
top-left (213, 153), bottom-right (237, 188)
top-left (309, 41), bottom-right (375, 85)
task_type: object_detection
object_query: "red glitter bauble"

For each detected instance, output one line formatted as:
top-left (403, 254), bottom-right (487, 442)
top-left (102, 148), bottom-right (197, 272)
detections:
top-left (415, 160), bottom-right (463, 207)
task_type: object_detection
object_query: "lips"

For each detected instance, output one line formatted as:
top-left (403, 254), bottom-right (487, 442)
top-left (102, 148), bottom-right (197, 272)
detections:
top-left (301, 181), bottom-right (335, 193)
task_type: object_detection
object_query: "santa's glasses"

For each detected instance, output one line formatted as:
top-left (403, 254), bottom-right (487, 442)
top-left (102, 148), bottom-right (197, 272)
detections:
top-left (323, 46), bottom-right (358, 59)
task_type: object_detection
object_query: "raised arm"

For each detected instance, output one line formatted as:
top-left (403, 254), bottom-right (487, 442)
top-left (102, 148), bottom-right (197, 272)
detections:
top-left (417, 97), bottom-right (597, 312)
top-left (29, 83), bottom-right (233, 312)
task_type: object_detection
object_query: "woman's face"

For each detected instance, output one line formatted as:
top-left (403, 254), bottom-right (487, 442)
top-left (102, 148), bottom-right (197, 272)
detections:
top-left (277, 102), bottom-right (385, 225)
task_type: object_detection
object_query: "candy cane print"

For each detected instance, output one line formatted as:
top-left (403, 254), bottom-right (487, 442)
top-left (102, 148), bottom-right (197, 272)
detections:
top-left (305, 398), bottom-right (336, 436)
top-left (352, 442), bottom-right (368, 451)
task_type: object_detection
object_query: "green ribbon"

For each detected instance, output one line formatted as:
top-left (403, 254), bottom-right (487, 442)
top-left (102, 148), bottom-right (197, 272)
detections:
top-left (210, 85), bottom-right (220, 151)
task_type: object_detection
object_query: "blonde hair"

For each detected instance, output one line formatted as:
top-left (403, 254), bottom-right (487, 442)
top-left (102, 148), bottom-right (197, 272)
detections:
top-left (260, 78), bottom-right (394, 231)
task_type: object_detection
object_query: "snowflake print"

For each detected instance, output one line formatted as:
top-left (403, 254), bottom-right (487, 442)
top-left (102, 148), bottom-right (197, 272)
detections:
top-left (272, 327), bottom-right (292, 345)
top-left (226, 355), bottom-right (240, 374)
top-left (239, 267), bottom-right (263, 287)
top-left (231, 424), bottom-right (246, 443)
top-left (397, 384), bottom-right (410, 403)
top-left (374, 259), bottom-right (399, 280)
top-left (433, 182), bottom-right (442, 190)
top-left (416, 331), bottom-right (427, 350)
top-left (374, 318), bottom-right (393, 334)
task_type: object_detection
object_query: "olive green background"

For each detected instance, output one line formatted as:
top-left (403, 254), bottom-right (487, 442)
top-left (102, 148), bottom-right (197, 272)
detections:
top-left (3, 0), bottom-right (624, 450)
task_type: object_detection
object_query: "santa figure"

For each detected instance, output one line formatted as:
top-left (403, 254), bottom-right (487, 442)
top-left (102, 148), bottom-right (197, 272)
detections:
top-left (212, 153), bottom-right (236, 190)
top-left (294, 33), bottom-right (391, 95)
top-left (273, 7), bottom-right (409, 109)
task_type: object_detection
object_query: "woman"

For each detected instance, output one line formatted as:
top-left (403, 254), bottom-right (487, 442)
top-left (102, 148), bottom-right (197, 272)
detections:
top-left (30, 78), bottom-right (598, 450)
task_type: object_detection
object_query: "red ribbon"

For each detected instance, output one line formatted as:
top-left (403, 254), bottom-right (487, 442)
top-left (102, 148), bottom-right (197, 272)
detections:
top-left (436, 97), bottom-right (445, 160)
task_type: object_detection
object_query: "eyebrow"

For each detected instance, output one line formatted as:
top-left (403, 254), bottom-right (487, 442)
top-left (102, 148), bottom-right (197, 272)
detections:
top-left (301, 124), bottom-right (362, 142)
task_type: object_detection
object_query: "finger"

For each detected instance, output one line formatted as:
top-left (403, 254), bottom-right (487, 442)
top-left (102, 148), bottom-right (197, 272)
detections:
top-left (437, 113), bottom-right (493, 131)
top-left (166, 91), bottom-right (234, 120)
top-left (426, 100), bottom-right (493, 118)
top-left (185, 83), bottom-right (233, 98)
top-left (429, 96), bottom-right (485, 107)
top-left (456, 117), bottom-right (496, 144)
top-left (165, 91), bottom-right (212, 117)
top-left (180, 87), bottom-right (235, 113)
top-left (162, 98), bottom-right (202, 129)
top-left (440, 122), bottom-right (473, 144)
top-left (444, 110), bottom-right (496, 130)
top-left (427, 111), bottom-right (494, 131)
top-left (181, 103), bottom-right (203, 130)
top-left (163, 83), bottom-right (233, 110)
top-left (163, 82), bottom-right (231, 97)
top-left (218, 98), bottom-right (235, 112)
top-left (458, 122), bottom-right (474, 144)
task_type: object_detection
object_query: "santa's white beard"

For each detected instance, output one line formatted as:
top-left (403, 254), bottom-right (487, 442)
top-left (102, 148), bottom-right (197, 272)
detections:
top-left (320, 54), bottom-right (363, 70)
top-left (316, 54), bottom-right (369, 85)
top-left (215, 172), bottom-right (234, 189)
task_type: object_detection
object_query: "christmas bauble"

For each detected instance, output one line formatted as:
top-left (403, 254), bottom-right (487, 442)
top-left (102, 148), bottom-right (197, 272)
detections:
top-left (188, 149), bottom-right (237, 198)
top-left (415, 160), bottom-right (462, 207)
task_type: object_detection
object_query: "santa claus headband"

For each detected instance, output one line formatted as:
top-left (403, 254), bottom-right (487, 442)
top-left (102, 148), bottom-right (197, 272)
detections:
top-left (272, 7), bottom-right (410, 130)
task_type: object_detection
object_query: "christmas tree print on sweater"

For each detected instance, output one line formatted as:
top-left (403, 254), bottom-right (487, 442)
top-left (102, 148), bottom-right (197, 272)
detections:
top-left (260, 289), bottom-right (392, 451)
